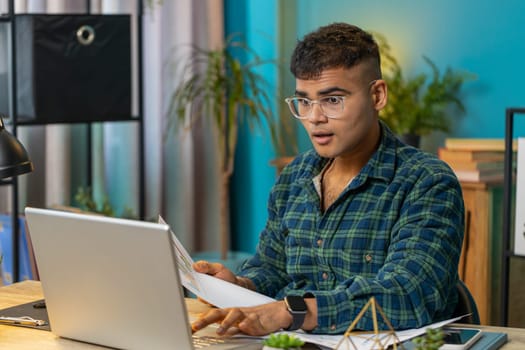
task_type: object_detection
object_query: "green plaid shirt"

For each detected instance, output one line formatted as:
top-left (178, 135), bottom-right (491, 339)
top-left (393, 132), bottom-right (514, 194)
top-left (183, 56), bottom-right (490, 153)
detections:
top-left (239, 122), bottom-right (464, 333)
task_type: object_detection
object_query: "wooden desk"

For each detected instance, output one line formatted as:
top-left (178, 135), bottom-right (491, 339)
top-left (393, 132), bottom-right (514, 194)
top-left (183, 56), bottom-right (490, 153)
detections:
top-left (1, 281), bottom-right (524, 349)
top-left (0, 280), bottom-right (104, 349)
top-left (0, 280), bottom-right (209, 349)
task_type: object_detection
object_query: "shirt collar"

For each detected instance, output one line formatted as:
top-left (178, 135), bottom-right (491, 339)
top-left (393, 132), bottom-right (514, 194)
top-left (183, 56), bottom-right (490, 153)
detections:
top-left (359, 120), bottom-right (398, 183)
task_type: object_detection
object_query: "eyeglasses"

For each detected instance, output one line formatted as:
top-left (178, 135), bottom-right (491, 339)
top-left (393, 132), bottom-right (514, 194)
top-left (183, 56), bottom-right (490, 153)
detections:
top-left (285, 80), bottom-right (377, 119)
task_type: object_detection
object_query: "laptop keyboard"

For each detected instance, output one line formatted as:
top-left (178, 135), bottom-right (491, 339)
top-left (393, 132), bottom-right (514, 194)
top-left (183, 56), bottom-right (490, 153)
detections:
top-left (192, 335), bottom-right (226, 348)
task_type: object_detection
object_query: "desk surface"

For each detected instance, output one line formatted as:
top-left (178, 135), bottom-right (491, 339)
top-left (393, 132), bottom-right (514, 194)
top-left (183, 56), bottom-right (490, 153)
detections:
top-left (0, 280), bottom-right (211, 349)
top-left (1, 281), bottom-right (524, 349)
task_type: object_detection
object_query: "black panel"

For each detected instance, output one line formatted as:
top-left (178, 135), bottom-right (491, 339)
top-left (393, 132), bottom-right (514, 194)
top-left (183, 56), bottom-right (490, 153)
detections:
top-left (15, 14), bottom-right (131, 124)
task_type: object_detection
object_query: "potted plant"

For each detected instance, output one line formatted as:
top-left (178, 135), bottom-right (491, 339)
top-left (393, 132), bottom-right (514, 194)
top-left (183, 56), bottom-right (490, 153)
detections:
top-left (262, 333), bottom-right (305, 350)
top-left (412, 327), bottom-right (445, 350)
top-left (166, 37), bottom-right (277, 259)
top-left (374, 33), bottom-right (475, 147)
top-left (73, 187), bottom-right (137, 219)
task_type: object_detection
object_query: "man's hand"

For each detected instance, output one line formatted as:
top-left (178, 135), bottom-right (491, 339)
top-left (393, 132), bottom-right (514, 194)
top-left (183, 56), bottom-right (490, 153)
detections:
top-left (191, 260), bottom-right (318, 335)
top-left (192, 260), bottom-right (255, 290)
top-left (193, 260), bottom-right (237, 284)
top-left (191, 301), bottom-right (293, 336)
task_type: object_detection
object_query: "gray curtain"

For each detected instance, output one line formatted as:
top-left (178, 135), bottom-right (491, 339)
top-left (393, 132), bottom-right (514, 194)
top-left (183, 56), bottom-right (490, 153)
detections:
top-left (142, 0), bottom-right (224, 252)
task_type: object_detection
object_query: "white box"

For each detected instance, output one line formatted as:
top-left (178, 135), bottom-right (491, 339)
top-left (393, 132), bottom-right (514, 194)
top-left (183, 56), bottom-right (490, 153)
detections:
top-left (513, 138), bottom-right (525, 256)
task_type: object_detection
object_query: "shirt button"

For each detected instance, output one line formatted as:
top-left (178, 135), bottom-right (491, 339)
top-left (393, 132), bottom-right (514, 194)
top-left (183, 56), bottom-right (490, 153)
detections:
top-left (322, 272), bottom-right (328, 280)
top-left (317, 239), bottom-right (323, 247)
top-left (365, 254), bottom-right (372, 262)
top-left (330, 324), bottom-right (336, 331)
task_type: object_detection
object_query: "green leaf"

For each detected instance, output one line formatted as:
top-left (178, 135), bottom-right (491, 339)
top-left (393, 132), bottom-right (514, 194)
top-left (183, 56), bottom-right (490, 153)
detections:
top-left (262, 333), bottom-right (305, 349)
top-left (165, 35), bottom-right (279, 172)
top-left (374, 32), bottom-right (476, 137)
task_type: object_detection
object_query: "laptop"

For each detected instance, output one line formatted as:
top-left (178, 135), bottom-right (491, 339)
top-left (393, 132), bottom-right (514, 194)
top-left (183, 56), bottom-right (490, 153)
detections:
top-left (25, 207), bottom-right (260, 350)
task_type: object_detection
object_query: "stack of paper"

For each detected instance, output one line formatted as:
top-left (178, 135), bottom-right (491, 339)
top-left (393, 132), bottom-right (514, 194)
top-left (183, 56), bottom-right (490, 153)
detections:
top-left (160, 216), bottom-right (275, 308)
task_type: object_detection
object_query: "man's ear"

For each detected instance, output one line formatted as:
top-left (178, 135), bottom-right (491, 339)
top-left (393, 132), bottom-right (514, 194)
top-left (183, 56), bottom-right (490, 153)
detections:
top-left (372, 79), bottom-right (387, 110)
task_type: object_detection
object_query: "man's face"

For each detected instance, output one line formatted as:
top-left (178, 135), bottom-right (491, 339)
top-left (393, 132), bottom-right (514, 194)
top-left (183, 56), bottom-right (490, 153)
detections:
top-left (294, 65), bottom-right (385, 160)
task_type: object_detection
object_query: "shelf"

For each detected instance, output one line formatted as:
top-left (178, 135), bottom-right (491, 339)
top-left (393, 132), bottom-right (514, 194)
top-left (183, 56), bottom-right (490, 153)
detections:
top-left (1, 1), bottom-right (146, 283)
top-left (11, 117), bottom-right (141, 127)
top-left (501, 108), bottom-right (525, 326)
top-left (504, 251), bottom-right (525, 259)
top-left (0, 178), bottom-right (14, 186)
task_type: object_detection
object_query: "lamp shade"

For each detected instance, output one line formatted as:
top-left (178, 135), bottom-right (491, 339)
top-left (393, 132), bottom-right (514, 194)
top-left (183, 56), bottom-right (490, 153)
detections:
top-left (0, 115), bottom-right (33, 179)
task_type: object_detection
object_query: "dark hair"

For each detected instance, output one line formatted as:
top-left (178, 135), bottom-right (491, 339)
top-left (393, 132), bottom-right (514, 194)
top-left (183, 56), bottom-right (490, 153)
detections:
top-left (290, 22), bottom-right (381, 80)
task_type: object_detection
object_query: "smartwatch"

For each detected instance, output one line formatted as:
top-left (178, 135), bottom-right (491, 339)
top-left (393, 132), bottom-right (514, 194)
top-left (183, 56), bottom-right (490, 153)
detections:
top-left (284, 295), bottom-right (308, 331)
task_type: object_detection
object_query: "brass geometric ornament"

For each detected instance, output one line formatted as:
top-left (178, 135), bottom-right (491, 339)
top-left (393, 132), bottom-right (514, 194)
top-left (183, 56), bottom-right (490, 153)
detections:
top-left (333, 297), bottom-right (406, 350)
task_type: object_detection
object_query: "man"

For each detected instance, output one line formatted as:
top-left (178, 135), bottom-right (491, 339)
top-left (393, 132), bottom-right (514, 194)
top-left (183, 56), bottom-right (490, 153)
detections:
top-left (192, 22), bottom-right (464, 336)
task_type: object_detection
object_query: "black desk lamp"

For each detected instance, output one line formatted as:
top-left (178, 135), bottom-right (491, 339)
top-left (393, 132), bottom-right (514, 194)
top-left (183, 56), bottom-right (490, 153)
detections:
top-left (0, 113), bottom-right (33, 283)
top-left (0, 114), bottom-right (33, 178)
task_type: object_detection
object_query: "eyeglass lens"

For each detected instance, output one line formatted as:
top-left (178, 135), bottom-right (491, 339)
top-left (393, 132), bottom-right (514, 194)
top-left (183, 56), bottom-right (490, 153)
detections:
top-left (286, 80), bottom-right (377, 119)
top-left (288, 96), bottom-right (344, 119)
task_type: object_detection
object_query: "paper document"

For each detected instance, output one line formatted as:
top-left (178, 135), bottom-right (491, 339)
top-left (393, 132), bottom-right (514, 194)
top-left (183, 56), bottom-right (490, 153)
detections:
top-left (276, 316), bottom-right (463, 349)
top-left (159, 216), bottom-right (275, 308)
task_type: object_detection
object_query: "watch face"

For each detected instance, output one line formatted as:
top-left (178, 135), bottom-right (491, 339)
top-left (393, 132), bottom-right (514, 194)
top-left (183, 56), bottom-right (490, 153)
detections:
top-left (286, 296), bottom-right (307, 312)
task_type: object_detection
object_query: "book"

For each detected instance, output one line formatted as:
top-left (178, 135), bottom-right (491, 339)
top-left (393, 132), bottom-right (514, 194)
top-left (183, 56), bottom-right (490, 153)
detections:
top-left (438, 148), bottom-right (505, 162)
top-left (443, 159), bottom-right (504, 172)
top-left (472, 331), bottom-right (508, 350)
top-left (444, 138), bottom-right (517, 152)
top-left (452, 169), bottom-right (504, 183)
top-left (402, 331), bottom-right (507, 350)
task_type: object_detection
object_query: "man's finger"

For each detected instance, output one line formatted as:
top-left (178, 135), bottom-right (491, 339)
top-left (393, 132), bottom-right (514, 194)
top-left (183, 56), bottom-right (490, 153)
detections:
top-left (217, 309), bottom-right (245, 335)
top-left (193, 260), bottom-right (224, 275)
top-left (193, 260), bottom-right (211, 273)
top-left (192, 308), bottom-right (228, 332)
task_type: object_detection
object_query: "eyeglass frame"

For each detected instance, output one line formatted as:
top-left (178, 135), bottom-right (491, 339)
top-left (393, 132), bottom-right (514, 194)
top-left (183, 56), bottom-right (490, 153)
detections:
top-left (284, 80), bottom-right (378, 120)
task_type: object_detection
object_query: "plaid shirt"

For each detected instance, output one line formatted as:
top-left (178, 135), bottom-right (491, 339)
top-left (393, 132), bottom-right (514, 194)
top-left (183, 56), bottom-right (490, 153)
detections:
top-left (239, 122), bottom-right (464, 333)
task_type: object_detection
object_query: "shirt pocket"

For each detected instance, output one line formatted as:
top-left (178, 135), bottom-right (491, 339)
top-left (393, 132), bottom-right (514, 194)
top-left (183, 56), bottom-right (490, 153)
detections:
top-left (331, 248), bottom-right (388, 279)
top-left (284, 232), bottom-right (316, 275)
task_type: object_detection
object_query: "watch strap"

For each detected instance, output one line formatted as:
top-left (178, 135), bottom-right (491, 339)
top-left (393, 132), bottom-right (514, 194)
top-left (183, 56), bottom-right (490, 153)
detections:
top-left (285, 311), bottom-right (306, 331)
top-left (284, 296), bottom-right (307, 331)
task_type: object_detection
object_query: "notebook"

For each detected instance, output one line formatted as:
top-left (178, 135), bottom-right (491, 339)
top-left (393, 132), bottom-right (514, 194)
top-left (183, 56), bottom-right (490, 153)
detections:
top-left (402, 331), bottom-right (507, 350)
top-left (25, 207), bottom-right (260, 350)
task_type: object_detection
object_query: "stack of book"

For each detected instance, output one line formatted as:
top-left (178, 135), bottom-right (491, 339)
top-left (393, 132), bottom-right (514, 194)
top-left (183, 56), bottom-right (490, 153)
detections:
top-left (438, 138), bottom-right (514, 183)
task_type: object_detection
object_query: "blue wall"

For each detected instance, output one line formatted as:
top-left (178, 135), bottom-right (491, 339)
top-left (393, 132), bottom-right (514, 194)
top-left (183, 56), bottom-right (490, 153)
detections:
top-left (293, 0), bottom-right (525, 138)
top-left (225, 0), bottom-right (280, 253)
top-left (227, 0), bottom-right (525, 253)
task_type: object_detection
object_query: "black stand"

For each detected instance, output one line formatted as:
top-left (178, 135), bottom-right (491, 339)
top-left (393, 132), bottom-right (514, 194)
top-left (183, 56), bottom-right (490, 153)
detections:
top-left (500, 107), bottom-right (525, 326)
top-left (0, 0), bottom-right (145, 282)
